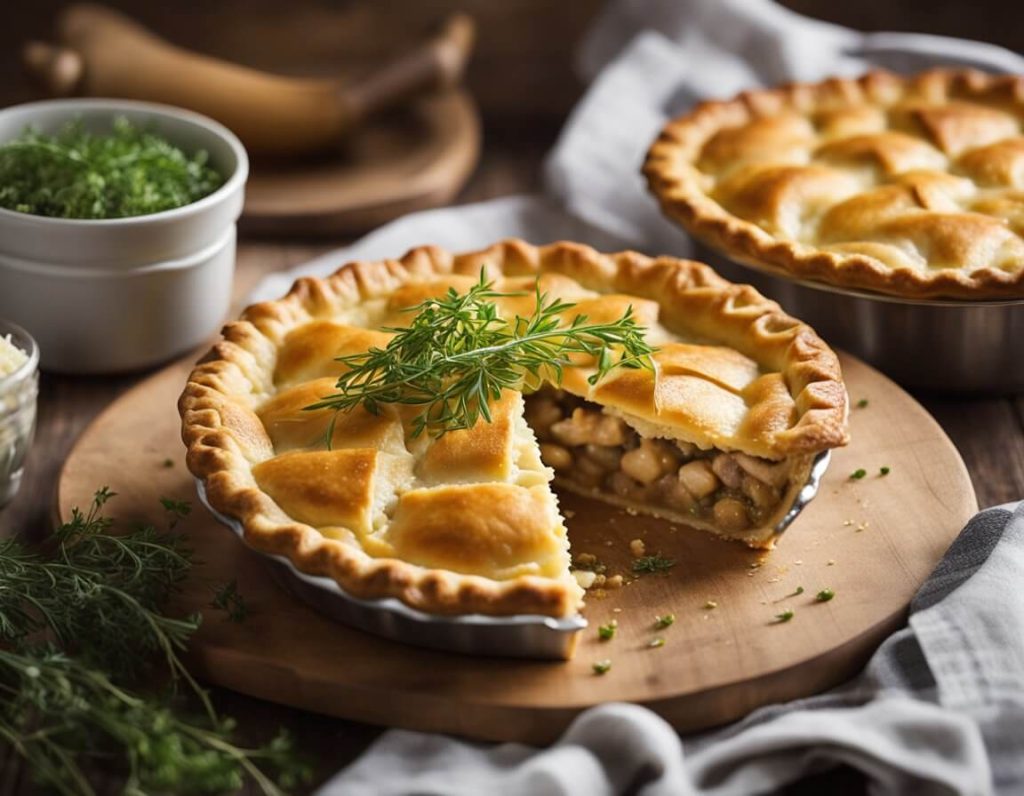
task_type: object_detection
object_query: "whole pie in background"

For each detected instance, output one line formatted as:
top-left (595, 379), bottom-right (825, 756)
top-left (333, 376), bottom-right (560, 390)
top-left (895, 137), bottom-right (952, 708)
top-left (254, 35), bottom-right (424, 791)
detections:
top-left (180, 240), bottom-right (849, 619)
top-left (645, 69), bottom-right (1024, 299)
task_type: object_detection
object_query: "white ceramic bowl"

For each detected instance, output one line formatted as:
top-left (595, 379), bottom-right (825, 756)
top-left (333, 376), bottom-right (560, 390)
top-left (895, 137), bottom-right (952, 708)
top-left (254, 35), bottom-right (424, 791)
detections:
top-left (0, 99), bottom-right (248, 373)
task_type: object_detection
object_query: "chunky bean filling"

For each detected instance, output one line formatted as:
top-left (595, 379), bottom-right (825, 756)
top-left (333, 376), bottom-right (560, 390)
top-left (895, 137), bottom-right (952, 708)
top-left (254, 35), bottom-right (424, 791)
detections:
top-left (524, 388), bottom-right (790, 533)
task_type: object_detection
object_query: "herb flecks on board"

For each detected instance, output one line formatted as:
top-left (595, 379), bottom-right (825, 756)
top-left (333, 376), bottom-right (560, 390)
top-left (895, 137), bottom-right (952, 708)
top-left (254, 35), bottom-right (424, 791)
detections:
top-left (0, 117), bottom-right (224, 219)
top-left (307, 271), bottom-right (657, 440)
top-left (631, 555), bottom-right (676, 575)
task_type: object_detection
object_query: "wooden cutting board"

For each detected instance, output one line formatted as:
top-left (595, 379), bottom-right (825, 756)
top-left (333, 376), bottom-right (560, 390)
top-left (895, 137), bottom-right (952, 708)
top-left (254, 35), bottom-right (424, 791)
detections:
top-left (57, 352), bottom-right (976, 744)
top-left (241, 90), bottom-right (480, 236)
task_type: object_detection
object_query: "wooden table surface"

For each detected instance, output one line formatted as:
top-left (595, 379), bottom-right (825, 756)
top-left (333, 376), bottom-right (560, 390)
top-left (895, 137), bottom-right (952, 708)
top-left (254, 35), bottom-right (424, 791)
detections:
top-left (2, 138), bottom-right (1024, 793)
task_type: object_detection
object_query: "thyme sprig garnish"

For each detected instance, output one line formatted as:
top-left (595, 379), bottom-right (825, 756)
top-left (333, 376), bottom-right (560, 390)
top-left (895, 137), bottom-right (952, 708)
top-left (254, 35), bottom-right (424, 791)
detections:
top-left (307, 271), bottom-right (657, 439)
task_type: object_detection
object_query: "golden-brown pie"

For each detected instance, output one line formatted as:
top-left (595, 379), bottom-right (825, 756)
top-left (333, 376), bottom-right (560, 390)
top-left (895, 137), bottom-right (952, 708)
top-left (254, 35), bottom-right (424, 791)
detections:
top-left (180, 240), bottom-right (848, 619)
top-left (645, 69), bottom-right (1024, 299)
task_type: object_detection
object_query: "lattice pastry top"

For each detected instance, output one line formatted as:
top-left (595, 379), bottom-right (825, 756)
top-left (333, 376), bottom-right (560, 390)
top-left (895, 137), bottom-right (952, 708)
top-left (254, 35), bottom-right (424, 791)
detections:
top-left (646, 70), bottom-right (1024, 298)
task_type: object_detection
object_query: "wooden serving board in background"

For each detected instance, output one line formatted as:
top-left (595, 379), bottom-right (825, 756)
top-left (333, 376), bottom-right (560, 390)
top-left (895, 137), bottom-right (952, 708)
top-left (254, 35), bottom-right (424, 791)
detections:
top-left (241, 91), bottom-right (480, 236)
top-left (58, 353), bottom-right (975, 744)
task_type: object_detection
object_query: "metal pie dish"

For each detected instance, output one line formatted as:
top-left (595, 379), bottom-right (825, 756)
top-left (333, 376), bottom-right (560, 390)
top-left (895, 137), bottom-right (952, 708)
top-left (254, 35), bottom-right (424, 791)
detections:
top-left (696, 245), bottom-right (1024, 395)
top-left (193, 450), bottom-right (830, 660)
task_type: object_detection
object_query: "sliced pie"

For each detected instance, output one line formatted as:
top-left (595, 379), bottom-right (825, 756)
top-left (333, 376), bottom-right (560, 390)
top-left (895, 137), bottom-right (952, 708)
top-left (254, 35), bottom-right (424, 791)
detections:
top-left (180, 240), bottom-right (848, 618)
top-left (645, 69), bottom-right (1024, 299)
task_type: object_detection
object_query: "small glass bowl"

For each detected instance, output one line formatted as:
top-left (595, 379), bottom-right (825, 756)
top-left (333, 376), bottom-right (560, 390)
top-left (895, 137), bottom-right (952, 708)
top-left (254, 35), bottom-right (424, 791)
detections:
top-left (0, 320), bottom-right (39, 507)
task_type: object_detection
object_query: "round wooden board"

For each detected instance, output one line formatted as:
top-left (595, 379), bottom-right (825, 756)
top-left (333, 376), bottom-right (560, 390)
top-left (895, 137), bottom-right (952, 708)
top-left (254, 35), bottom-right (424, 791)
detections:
top-left (58, 352), bottom-right (976, 744)
top-left (240, 90), bottom-right (480, 237)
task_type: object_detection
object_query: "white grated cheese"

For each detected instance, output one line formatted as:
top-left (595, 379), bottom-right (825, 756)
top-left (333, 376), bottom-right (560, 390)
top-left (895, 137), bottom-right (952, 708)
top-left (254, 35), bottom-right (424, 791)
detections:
top-left (0, 334), bottom-right (27, 378)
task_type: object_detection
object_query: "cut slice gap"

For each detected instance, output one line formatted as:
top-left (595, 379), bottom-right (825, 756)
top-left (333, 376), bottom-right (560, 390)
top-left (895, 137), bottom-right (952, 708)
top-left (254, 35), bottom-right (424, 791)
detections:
top-left (524, 387), bottom-right (813, 547)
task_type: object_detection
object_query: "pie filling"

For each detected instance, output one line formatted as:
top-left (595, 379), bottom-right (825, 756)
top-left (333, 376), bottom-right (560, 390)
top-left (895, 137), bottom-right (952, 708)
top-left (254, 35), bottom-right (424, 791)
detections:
top-left (524, 388), bottom-right (791, 535)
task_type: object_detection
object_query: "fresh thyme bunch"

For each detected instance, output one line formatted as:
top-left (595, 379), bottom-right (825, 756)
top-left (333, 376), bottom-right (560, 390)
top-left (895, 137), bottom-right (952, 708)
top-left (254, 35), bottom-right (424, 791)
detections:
top-left (308, 272), bottom-right (657, 438)
top-left (0, 117), bottom-right (224, 219)
top-left (0, 488), bottom-right (309, 795)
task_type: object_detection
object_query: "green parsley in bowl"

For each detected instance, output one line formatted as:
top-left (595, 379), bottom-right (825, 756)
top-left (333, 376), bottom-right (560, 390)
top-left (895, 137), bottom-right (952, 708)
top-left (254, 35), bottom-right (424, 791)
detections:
top-left (0, 116), bottom-right (224, 220)
top-left (0, 99), bottom-right (248, 373)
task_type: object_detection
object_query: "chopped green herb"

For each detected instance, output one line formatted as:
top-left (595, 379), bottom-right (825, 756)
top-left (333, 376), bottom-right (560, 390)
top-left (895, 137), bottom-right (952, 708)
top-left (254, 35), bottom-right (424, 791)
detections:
top-left (856, 399), bottom-right (869, 409)
top-left (598, 620), bottom-right (618, 640)
top-left (631, 555), bottom-right (676, 574)
top-left (161, 458), bottom-right (175, 468)
top-left (648, 637), bottom-right (666, 648)
top-left (654, 613), bottom-right (676, 629)
top-left (773, 609), bottom-right (795, 623)
top-left (815, 588), bottom-right (835, 602)
top-left (592, 659), bottom-right (612, 675)
top-left (880, 466), bottom-right (891, 476)
top-left (210, 579), bottom-right (249, 623)
top-left (776, 586), bottom-right (804, 601)
top-left (0, 117), bottom-right (224, 219)
top-left (850, 469), bottom-right (867, 480)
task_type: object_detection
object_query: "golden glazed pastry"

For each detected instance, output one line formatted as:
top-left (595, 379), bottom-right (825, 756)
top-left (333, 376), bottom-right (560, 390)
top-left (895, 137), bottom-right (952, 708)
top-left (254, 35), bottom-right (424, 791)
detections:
top-left (645, 69), bottom-right (1024, 299)
top-left (180, 240), bottom-right (848, 619)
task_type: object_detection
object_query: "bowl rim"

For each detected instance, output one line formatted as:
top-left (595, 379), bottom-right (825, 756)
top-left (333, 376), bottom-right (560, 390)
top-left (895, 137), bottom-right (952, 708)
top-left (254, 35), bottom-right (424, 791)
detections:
top-left (0, 97), bottom-right (249, 227)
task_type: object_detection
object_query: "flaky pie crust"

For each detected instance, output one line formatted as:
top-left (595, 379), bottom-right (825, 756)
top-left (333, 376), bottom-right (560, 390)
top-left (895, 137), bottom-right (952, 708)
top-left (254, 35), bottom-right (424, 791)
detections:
top-left (180, 240), bottom-right (848, 618)
top-left (645, 69), bottom-right (1024, 299)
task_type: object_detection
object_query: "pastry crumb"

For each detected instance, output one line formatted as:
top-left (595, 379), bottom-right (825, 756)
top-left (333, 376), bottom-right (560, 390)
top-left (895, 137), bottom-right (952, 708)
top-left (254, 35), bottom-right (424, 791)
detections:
top-left (629, 538), bottom-right (646, 557)
top-left (573, 570), bottom-right (597, 590)
top-left (606, 574), bottom-right (624, 589)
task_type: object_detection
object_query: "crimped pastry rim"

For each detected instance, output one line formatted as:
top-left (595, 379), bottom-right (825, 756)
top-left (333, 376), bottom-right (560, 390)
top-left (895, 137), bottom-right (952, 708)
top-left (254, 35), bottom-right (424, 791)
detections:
top-left (179, 239), bottom-right (849, 618)
top-left (644, 68), bottom-right (1024, 300)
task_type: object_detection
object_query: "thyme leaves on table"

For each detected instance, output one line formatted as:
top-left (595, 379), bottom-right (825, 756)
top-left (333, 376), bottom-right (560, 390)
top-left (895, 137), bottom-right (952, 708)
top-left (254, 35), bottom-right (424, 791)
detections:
top-left (0, 488), bottom-right (309, 794)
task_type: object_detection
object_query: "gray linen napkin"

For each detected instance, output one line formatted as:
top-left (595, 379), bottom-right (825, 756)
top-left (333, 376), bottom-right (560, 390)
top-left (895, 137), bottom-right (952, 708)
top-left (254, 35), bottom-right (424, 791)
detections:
top-left (246, 1), bottom-right (1024, 792)
top-left (319, 504), bottom-right (1024, 796)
